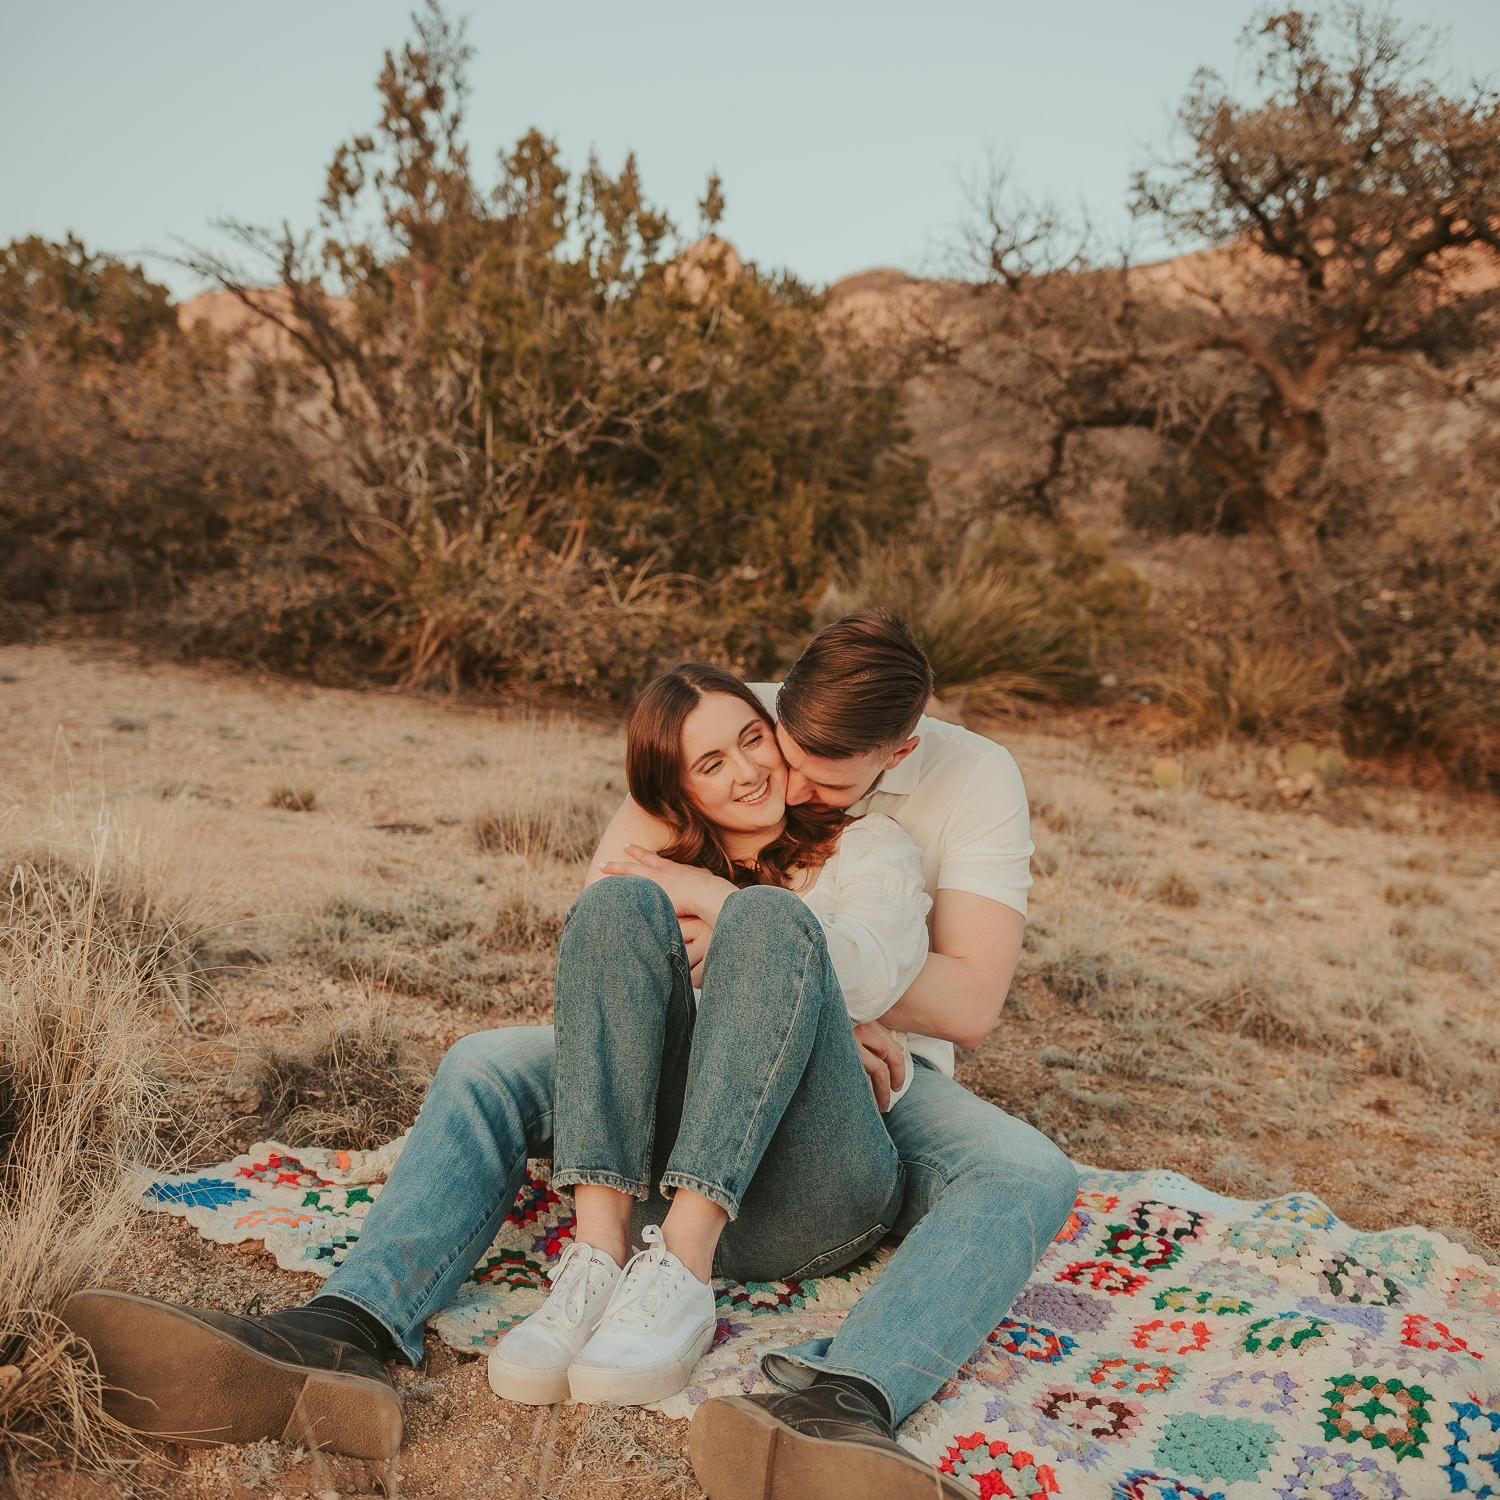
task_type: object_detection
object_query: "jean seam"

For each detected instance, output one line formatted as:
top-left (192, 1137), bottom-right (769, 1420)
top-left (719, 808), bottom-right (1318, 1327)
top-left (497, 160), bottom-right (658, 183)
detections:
top-left (785, 1219), bottom-right (893, 1281)
top-left (659, 1170), bottom-right (738, 1219)
top-left (552, 1169), bottom-right (650, 1202)
top-left (716, 921), bottom-right (816, 1202)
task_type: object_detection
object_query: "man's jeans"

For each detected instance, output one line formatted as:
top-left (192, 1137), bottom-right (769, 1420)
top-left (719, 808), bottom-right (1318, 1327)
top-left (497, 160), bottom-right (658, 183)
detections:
top-left (325, 878), bottom-right (1078, 1425)
top-left (551, 878), bottom-right (905, 1277)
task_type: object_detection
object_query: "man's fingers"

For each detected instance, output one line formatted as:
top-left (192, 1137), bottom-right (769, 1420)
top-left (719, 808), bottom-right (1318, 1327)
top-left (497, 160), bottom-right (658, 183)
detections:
top-left (888, 1040), bottom-right (907, 1093)
top-left (857, 1041), bottom-right (893, 1114)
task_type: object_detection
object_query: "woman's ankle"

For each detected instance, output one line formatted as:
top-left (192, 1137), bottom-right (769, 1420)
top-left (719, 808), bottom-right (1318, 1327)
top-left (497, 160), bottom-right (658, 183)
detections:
top-left (574, 1230), bottom-right (629, 1269)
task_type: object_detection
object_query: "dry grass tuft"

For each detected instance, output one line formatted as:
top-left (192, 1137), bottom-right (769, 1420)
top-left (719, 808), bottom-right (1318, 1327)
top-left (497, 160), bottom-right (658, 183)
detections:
top-left (1382, 879), bottom-right (1447, 908)
top-left (818, 533), bottom-right (1111, 714)
top-left (471, 794), bottom-right (604, 863)
top-left (268, 785), bottom-right (318, 812)
top-left (306, 890), bottom-right (531, 1008)
top-left (1149, 869), bottom-right (1203, 908)
top-left (1183, 951), bottom-right (1319, 1047)
top-left (0, 852), bottom-right (182, 1477)
top-left (1142, 635), bottom-right (1340, 739)
top-left (238, 988), bottom-right (430, 1150)
top-left (491, 891), bottom-right (568, 953)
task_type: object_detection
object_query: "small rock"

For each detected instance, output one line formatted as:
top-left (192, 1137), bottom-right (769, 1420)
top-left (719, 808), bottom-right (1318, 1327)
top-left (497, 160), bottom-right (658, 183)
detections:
top-left (1150, 757), bottom-right (1185, 790)
top-left (1285, 742), bottom-right (1321, 778)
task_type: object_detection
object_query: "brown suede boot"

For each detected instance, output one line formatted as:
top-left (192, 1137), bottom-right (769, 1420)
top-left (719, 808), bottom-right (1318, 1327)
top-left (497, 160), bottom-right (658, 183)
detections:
top-left (689, 1384), bottom-right (972, 1500)
top-left (62, 1289), bottom-right (402, 1459)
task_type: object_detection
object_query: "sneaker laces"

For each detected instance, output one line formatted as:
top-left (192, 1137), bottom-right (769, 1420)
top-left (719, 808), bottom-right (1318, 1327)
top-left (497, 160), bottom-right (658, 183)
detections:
top-left (539, 1239), bottom-right (610, 1329)
top-left (599, 1224), bottom-right (685, 1331)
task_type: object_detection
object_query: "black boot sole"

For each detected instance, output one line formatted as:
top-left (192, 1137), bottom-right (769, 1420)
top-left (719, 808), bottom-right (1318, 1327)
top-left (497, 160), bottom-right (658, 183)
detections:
top-left (689, 1394), bottom-right (971, 1500)
top-left (61, 1289), bottom-right (403, 1459)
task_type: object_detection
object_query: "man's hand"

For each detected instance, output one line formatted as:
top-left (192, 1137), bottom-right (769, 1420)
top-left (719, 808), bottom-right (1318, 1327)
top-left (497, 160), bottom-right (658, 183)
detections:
top-left (853, 1019), bottom-right (907, 1114)
top-left (680, 915), bottom-right (711, 986)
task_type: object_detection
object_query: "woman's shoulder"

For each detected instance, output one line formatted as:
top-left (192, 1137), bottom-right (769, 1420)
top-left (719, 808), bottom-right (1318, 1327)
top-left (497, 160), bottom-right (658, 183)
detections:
top-left (835, 812), bottom-right (923, 864)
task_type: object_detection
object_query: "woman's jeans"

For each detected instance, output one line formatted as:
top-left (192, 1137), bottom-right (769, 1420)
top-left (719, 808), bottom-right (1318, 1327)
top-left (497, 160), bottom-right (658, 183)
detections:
top-left (550, 877), bottom-right (904, 1281)
top-left (325, 878), bottom-right (1078, 1426)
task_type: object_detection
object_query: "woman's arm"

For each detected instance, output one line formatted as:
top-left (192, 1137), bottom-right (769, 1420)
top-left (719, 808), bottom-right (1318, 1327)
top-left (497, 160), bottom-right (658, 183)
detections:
top-left (811, 817), bottom-right (932, 1024)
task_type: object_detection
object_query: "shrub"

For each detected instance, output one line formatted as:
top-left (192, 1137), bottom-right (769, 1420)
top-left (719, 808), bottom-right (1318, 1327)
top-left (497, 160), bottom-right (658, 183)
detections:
top-left (1332, 490), bottom-right (1500, 786)
top-left (1141, 633), bottom-right (1340, 740)
top-left (237, 989), bottom-right (429, 1150)
top-left (819, 520), bottom-right (1148, 714)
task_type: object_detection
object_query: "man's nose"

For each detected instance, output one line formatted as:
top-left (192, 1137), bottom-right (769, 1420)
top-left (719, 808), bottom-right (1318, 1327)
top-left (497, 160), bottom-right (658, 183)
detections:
top-left (785, 770), bottom-right (813, 805)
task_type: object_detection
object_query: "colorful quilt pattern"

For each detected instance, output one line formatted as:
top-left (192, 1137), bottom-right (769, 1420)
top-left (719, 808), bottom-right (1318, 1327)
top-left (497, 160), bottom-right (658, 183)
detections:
top-left (143, 1145), bottom-right (1500, 1497)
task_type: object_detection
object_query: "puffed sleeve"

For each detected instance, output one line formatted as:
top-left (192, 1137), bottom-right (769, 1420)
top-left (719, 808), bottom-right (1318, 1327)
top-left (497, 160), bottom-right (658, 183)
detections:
top-left (815, 815), bottom-right (932, 1023)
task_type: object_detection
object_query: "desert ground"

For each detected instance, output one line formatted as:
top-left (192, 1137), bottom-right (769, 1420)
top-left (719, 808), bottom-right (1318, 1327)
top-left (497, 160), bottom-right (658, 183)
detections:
top-left (3, 638), bottom-right (1497, 1498)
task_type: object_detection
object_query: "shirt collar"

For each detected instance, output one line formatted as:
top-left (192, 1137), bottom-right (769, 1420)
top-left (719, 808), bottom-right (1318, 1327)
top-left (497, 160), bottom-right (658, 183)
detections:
top-left (848, 725), bottom-right (927, 813)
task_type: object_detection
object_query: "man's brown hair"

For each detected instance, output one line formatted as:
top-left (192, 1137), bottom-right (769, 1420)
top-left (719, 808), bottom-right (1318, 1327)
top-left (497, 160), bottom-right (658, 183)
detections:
top-left (777, 609), bottom-right (934, 759)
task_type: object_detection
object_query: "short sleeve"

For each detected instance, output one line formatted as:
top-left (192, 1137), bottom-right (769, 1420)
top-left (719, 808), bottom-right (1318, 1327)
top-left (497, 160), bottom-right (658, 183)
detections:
top-left (936, 745), bottom-right (1034, 919)
top-left (813, 815), bottom-right (932, 1023)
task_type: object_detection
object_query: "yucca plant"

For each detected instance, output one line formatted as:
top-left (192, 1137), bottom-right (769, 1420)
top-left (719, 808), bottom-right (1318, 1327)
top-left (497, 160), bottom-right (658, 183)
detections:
top-left (1142, 635), bottom-right (1340, 739)
top-left (819, 523), bottom-right (1143, 715)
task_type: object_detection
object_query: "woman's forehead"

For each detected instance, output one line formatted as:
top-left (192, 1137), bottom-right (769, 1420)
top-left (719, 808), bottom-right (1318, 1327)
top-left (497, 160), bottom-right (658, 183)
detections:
top-left (681, 692), bottom-right (761, 760)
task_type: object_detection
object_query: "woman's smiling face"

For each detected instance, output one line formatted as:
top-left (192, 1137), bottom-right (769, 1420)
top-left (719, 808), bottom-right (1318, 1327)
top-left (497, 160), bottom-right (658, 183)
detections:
top-left (679, 691), bottom-right (788, 835)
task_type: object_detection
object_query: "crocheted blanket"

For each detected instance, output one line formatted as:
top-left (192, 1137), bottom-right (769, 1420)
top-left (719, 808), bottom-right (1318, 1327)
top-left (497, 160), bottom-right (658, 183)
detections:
top-left (143, 1142), bottom-right (1500, 1498)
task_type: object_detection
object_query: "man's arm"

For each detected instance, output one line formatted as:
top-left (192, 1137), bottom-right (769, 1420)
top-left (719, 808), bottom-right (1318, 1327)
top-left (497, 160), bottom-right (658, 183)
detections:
top-left (877, 889), bottom-right (1024, 1051)
top-left (584, 796), bottom-right (673, 890)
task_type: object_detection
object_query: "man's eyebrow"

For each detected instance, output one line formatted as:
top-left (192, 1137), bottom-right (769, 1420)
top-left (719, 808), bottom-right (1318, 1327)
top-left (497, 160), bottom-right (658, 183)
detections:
top-left (772, 724), bottom-right (857, 788)
top-left (689, 719), bottom-right (761, 772)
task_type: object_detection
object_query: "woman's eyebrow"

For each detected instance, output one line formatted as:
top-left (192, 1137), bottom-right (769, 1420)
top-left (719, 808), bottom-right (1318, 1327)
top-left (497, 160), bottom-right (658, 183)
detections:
top-left (689, 719), bottom-right (761, 773)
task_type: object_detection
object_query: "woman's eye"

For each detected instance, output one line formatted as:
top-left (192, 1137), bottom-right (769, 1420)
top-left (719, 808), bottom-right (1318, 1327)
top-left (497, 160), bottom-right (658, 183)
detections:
top-left (746, 732), bottom-right (764, 746)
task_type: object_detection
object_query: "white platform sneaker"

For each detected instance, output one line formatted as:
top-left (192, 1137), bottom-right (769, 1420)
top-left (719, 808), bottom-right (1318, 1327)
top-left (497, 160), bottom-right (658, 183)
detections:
top-left (567, 1225), bottom-right (718, 1406)
top-left (487, 1239), bottom-right (623, 1404)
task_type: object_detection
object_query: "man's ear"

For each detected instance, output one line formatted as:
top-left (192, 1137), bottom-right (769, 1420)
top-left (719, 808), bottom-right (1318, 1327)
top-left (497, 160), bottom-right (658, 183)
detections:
top-left (882, 735), bottom-right (920, 772)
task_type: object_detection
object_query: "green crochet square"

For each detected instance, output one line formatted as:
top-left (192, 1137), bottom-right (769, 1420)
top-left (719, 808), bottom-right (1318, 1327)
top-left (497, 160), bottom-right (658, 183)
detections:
top-left (1153, 1412), bottom-right (1281, 1484)
top-left (1320, 1372), bottom-right (1432, 1461)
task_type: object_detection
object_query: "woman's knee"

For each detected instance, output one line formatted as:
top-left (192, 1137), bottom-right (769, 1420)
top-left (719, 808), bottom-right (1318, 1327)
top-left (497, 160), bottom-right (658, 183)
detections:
top-left (563, 875), bottom-right (677, 946)
top-left (713, 883), bottom-right (823, 951)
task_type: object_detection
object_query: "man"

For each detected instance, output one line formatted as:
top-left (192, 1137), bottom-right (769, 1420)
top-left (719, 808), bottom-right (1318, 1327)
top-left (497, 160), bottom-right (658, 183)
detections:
top-left (64, 610), bottom-right (1076, 1500)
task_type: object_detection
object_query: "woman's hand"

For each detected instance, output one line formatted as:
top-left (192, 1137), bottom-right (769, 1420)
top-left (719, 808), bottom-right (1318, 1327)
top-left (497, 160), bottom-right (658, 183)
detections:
top-left (599, 844), bottom-right (737, 928)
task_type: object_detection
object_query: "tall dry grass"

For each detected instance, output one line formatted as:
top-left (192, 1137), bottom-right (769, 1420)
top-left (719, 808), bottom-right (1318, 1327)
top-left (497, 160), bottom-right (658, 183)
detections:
top-left (818, 529), bottom-right (1125, 714)
top-left (1140, 635), bottom-right (1341, 740)
top-left (0, 845), bottom-right (187, 1477)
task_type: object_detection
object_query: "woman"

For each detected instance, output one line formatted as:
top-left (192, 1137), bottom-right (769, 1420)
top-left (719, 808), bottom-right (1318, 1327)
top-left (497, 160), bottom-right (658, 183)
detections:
top-left (487, 664), bottom-right (931, 1408)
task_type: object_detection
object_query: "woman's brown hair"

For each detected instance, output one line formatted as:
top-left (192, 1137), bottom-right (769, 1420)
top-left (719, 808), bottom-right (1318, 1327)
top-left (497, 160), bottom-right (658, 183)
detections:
top-left (626, 663), bottom-right (846, 889)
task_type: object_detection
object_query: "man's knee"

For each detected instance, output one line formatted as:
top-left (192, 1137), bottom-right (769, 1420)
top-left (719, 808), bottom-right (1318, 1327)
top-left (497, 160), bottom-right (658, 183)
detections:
top-left (432, 1025), bottom-right (553, 1102)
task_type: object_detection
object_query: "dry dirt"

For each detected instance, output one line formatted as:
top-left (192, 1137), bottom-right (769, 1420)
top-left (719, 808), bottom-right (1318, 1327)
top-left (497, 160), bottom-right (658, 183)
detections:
top-left (3, 639), bottom-right (1497, 1499)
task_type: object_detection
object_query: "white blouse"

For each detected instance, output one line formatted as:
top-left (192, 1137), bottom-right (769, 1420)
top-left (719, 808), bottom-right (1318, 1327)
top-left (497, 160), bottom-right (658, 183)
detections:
top-left (799, 814), bottom-right (935, 1104)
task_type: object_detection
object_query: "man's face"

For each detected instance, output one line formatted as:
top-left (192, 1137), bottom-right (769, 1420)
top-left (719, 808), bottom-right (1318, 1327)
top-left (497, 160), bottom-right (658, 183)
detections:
top-left (774, 723), bottom-right (897, 811)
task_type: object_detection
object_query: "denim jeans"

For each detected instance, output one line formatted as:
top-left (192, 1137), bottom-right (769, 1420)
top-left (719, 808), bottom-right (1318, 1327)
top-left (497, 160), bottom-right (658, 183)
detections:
top-left (551, 877), bottom-right (905, 1278)
top-left (325, 880), bottom-right (1077, 1425)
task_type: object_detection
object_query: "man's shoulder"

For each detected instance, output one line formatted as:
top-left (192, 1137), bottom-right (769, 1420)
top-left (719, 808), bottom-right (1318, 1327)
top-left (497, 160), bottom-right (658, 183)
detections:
top-left (747, 681), bottom-right (780, 715)
top-left (914, 714), bottom-right (1023, 786)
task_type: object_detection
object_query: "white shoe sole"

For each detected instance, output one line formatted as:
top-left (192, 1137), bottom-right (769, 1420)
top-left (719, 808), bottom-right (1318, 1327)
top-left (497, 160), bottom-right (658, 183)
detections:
top-left (487, 1349), bottom-right (573, 1406)
top-left (567, 1319), bottom-right (716, 1406)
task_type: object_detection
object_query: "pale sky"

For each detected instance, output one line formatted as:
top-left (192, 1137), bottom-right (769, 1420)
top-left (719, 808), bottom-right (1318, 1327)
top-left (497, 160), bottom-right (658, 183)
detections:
top-left (3, 2), bottom-right (1496, 300)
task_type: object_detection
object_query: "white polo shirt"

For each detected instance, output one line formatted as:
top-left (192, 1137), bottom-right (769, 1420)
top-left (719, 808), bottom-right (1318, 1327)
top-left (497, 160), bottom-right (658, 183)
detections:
top-left (750, 682), bottom-right (1034, 1075)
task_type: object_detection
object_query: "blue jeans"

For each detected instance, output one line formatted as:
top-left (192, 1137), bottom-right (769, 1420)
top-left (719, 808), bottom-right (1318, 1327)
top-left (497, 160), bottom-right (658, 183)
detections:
top-left (325, 879), bottom-right (1077, 1424)
top-left (551, 878), bottom-right (905, 1277)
